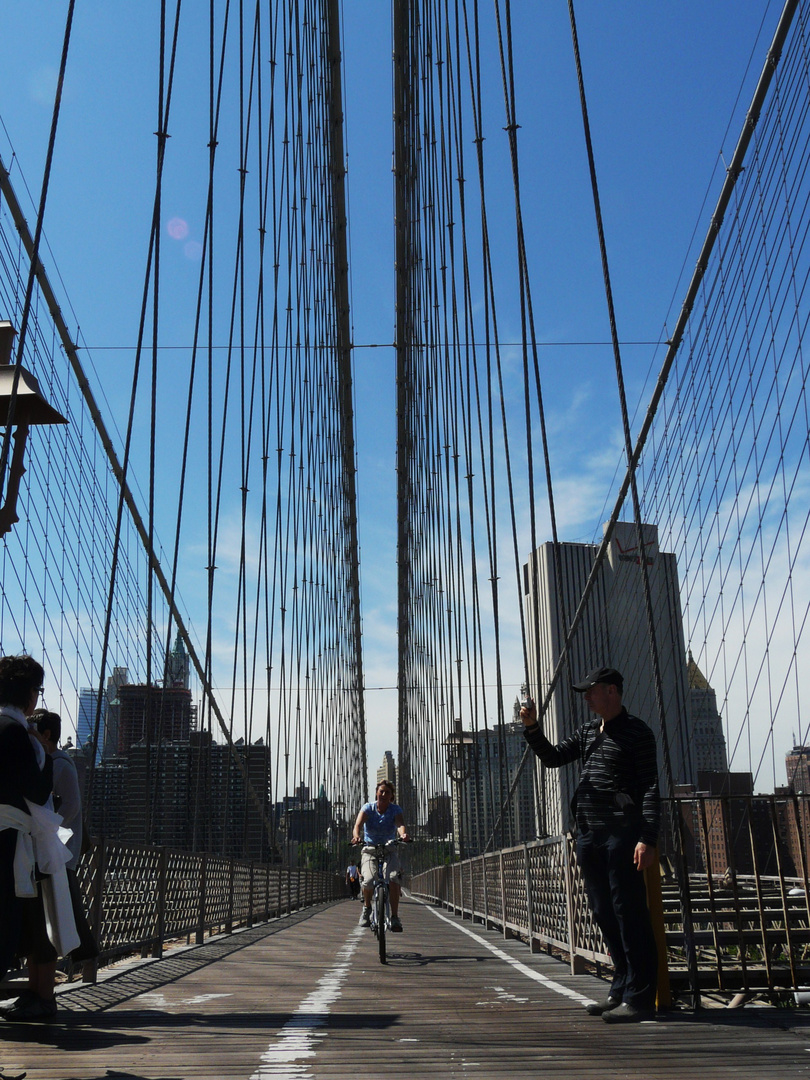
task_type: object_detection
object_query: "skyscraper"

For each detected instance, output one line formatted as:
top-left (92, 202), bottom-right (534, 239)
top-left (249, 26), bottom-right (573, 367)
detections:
top-left (785, 746), bottom-right (810, 794)
top-left (103, 666), bottom-right (129, 761)
top-left (165, 631), bottom-right (190, 689)
top-left (82, 653), bottom-right (273, 859)
top-left (376, 750), bottom-right (397, 790)
top-left (425, 791), bottom-right (452, 837)
top-left (688, 652), bottom-right (728, 773)
top-left (116, 684), bottom-right (194, 754)
top-left (523, 521), bottom-right (694, 836)
top-left (447, 713), bottom-right (536, 857)
top-left (77, 686), bottom-right (106, 764)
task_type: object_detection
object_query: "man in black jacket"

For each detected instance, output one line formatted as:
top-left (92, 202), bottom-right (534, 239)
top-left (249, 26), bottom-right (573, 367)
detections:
top-left (521, 666), bottom-right (659, 1023)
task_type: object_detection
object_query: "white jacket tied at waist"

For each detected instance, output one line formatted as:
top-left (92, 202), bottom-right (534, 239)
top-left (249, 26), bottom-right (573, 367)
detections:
top-left (0, 801), bottom-right (80, 956)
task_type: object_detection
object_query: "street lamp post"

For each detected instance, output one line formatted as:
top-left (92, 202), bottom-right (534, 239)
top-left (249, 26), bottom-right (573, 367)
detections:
top-left (445, 718), bottom-right (474, 861)
top-left (0, 321), bottom-right (68, 536)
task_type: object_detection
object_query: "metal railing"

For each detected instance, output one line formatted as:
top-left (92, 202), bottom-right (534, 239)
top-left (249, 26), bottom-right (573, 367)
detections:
top-left (72, 837), bottom-right (345, 978)
top-left (409, 794), bottom-right (810, 1000)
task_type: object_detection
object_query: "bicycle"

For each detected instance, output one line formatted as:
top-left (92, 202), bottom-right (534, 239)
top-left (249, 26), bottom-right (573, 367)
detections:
top-left (362, 838), bottom-right (404, 964)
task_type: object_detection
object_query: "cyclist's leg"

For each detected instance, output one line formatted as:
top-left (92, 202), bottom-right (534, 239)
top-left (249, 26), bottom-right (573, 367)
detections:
top-left (360, 848), bottom-right (376, 900)
top-left (359, 850), bottom-right (375, 922)
top-left (387, 850), bottom-right (403, 913)
top-left (389, 879), bottom-right (401, 916)
top-left (385, 850), bottom-right (403, 927)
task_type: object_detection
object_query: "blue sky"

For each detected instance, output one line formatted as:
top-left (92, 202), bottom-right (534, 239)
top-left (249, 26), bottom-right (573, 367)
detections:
top-left (0, 1), bottom-right (788, 790)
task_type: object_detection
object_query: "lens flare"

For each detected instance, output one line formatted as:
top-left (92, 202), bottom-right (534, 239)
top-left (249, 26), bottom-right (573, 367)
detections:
top-left (167, 217), bottom-right (189, 240)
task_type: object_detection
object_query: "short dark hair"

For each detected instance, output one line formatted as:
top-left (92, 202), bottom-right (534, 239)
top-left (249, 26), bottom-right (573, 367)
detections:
top-left (376, 779), bottom-right (395, 797)
top-left (32, 709), bottom-right (61, 743)
top-left (0, 655), bottom-right (44, 709)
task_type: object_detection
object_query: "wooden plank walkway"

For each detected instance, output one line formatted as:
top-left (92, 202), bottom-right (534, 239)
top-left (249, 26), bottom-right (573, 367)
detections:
top-left (2, 895), bottom-right (810, 1079)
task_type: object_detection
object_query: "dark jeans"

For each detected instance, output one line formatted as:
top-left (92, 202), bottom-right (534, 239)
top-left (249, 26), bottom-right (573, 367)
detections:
top-left (0, 830), bottom-right (22, 980)
top-left (576, 825), bottom-right (657, 1009)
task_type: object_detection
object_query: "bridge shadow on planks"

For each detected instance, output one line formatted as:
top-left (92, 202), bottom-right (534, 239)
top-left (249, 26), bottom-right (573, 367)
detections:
top-left (46, 903), bottom-right (337, 1016)
top-left (1, 1006), bottom-right (401, 1055)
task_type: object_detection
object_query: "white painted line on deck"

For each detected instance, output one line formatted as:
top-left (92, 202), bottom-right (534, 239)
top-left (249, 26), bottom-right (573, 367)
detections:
top-left (415, 897), bottom-right (595, 1006)
top-left (249, 925), bottom-right (364, 1080)
top-left (134, 991), bottom-right (233, 1008)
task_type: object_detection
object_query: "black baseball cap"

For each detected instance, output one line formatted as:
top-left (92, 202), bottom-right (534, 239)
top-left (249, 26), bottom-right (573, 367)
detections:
top-left (572, 666), bottom-right (623, 692)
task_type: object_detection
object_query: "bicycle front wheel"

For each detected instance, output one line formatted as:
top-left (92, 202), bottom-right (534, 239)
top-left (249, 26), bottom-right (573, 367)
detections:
top-left (376, 887), bottom-right (387, 964)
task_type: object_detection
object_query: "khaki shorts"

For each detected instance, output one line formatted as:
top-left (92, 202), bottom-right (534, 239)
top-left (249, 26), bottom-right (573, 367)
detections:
top-left (360, 846), bottom-right (401, 889)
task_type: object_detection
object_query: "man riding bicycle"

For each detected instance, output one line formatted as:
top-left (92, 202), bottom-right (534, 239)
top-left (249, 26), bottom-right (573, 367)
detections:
top-left (352, 780), bottom-right (410, 931)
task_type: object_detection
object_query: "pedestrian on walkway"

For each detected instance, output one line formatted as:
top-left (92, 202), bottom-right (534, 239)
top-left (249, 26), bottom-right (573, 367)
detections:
top-left (345, 860), bottom-right (361, 900)
top-left (521, 666), bottom-right (660, 1023)
top-left (0, 656), bottom-right (53, 983)
top-left (0, 655), bottom-right (78, 1021)
top-left (34, 710), bottom-right (98, 968)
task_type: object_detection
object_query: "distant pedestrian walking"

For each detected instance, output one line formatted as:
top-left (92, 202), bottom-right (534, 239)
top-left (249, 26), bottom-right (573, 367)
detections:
top-left (345, 861), bottom-right (361, 900)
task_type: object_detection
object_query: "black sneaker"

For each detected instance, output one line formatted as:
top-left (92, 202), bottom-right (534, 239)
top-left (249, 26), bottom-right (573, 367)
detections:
top-left (602, 1002), bottom-right (654, 1024)
top-left (390, 916), bottom-right (403, 932)
top-left (585, 995), bottom-right (621, 1016)
top-left (3, 996), bottom-right (57, 1022)
top-left (0, 989), bottom-right (37, 1016)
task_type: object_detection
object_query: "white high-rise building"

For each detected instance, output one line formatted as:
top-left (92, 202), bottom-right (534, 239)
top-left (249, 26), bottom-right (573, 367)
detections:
top-left (523, 521), bottom-right (694, 836)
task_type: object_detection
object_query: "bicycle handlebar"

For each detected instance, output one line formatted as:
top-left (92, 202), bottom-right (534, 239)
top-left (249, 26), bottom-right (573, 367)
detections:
top-left (351, 835), bottom-right (411, 847)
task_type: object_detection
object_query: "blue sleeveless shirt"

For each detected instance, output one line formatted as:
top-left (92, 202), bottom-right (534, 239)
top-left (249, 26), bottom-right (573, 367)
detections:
top-left (361, 801), bottom-right (403, 844)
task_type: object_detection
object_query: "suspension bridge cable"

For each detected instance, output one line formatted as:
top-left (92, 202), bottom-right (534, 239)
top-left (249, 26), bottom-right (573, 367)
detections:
top-left (0, 0), bottom-right (75, 499)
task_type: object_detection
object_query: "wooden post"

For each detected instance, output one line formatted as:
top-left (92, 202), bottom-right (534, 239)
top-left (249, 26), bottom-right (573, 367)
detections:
top-left (563, 834), bottom-right (586, 974)
top-left (524, 844), bottom-right (540, 953)
top-left (644, 847), bottom-right (671, 1008)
